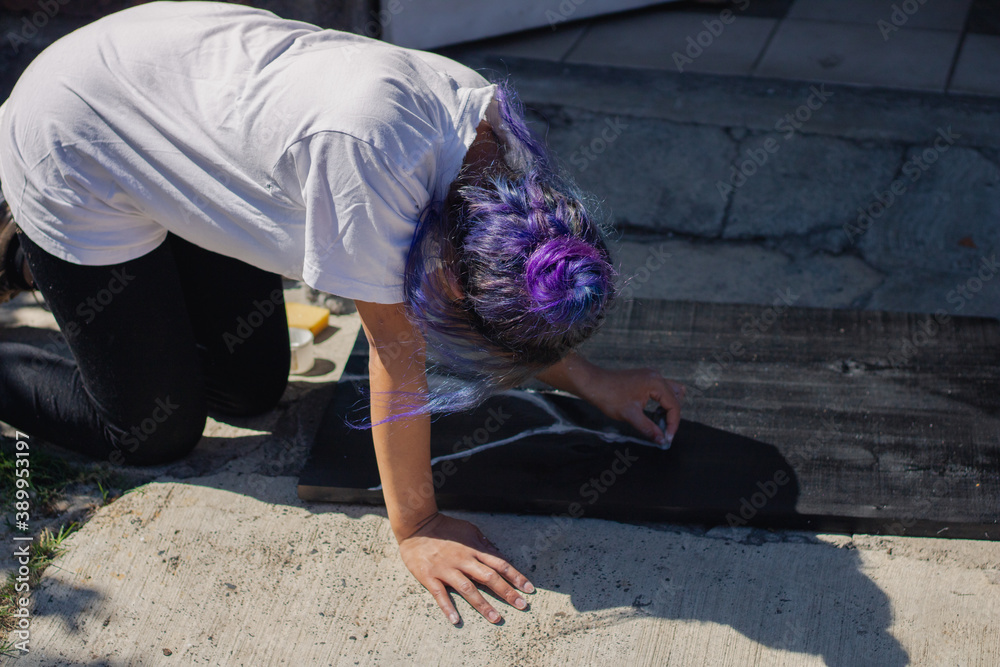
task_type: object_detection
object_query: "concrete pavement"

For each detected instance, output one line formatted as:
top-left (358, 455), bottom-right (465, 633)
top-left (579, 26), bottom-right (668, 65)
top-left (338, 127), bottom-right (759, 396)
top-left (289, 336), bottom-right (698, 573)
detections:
top-left (13, 473), bottom-right (1000, 666)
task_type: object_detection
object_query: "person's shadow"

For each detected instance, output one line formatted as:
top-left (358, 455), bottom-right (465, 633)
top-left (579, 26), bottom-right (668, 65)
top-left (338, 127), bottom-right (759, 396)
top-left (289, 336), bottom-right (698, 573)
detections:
top-left (485, 515), bottom-right (908, 666)
top-left (291, 377), bottom-right (909, 666)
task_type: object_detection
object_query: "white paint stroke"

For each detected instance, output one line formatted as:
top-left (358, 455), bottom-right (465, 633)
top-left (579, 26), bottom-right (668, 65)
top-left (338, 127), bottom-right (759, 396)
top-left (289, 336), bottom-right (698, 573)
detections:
top-left (365, 389), bottom-right (670, 491)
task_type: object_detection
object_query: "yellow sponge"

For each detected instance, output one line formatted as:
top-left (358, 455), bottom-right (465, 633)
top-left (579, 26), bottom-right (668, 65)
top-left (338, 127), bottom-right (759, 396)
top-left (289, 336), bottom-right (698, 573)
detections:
top-left (286, 302), bottom-right (330, 336)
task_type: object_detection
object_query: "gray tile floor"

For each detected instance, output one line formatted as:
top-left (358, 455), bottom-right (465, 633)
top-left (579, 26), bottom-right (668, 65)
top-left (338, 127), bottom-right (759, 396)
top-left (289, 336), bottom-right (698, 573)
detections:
top-left (442, 0), bottom-right (1000, 97)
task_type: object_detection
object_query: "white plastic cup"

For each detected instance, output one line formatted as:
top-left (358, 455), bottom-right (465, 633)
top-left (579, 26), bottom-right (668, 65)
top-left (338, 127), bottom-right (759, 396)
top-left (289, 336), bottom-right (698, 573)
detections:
top-left (288, 327), bottom-right (315, 374)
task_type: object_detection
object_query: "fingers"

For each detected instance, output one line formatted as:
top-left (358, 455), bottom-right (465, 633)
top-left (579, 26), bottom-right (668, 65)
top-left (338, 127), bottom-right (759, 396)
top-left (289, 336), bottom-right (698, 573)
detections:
top-left (452, 549), bottom-right (533, 623)
top-left (476, 551), bottom-right (534, 597)
top-left (428, 582), bottom-right (462, 625)
top-left (466, 562), bottom-right (530, 618)
top-left (641, 371), bottom-right (684, 445)
top-left (667, 380), bottom-right (686, 402)
top-left (655, 387), bottom-right (682, 443)
top-left (623, 402), bottom-right (665, 445)
top-left (446, 572), bottom-right (504, 623)
top-left (425, 545), bottom-right (534, 625)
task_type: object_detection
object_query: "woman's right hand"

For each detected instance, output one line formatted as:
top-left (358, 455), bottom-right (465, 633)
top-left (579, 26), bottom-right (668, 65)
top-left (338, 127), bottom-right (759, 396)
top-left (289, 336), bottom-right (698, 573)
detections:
top-left (397, 512), bottom-right (534, 625)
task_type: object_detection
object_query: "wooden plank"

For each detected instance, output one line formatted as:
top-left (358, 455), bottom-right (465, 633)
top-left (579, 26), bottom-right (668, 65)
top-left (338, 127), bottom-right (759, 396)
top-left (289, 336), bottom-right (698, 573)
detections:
top-left (299, 299), bottom-right (1000, 540)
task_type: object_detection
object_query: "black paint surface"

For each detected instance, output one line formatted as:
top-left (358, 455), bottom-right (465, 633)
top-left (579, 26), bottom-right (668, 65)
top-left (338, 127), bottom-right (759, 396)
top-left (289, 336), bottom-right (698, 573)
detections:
top-left (299, 299), bottom-right (1000, 540)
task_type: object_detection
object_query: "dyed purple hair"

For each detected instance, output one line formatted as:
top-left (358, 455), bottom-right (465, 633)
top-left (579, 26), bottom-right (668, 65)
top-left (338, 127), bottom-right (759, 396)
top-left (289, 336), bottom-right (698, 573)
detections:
top-left (362, 80), bottom-right (618, 423)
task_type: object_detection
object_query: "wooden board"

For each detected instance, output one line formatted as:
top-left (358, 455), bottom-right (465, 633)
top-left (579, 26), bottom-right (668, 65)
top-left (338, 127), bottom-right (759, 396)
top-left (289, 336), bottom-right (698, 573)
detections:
top-left (298, 299), bottom-right (1000, 540)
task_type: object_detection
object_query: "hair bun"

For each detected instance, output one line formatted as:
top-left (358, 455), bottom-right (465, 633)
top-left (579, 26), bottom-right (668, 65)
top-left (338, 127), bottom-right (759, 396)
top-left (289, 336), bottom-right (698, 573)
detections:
top-left (524, 237), bottom-right (613, 327)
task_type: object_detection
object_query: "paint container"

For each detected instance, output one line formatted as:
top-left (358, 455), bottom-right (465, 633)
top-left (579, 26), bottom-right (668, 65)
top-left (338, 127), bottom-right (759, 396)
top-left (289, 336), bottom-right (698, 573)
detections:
top-left (288, 327), bottom-right (315, 374)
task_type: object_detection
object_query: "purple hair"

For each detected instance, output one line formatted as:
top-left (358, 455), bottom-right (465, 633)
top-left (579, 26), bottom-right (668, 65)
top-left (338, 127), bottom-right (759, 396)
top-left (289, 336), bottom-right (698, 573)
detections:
top-left (359, 80), bottom-right (618, 424)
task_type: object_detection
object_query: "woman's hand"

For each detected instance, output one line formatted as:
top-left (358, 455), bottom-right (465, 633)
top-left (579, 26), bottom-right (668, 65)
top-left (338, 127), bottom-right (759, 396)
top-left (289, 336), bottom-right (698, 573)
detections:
top-left (397, 513), bottom-right (534, 625)
top-left (536, 353), bottom-right (685, 446)
top-left (584, 366), bottom-right (685, 446)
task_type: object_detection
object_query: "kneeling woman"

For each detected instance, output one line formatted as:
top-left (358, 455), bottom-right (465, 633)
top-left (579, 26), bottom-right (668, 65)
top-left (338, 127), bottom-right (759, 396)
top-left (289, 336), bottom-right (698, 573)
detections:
top-left (0, 1), bottom-right (684, 625)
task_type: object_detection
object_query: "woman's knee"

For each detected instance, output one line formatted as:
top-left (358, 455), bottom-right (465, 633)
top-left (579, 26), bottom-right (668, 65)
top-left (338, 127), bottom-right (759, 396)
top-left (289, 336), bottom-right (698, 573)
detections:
top-left (106, 398), bottom-right (208, 466)
top-left (206, 362), bottom-right (289, 417)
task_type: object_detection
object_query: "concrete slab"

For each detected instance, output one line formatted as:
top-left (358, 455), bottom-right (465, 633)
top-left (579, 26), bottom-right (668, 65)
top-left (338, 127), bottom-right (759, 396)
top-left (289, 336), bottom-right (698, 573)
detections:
top-left (14, 474), bottom-right (1000, 665)
top-left (724, 133), bottom-right (903, 239)
top-left (949, 34), bottom-right (1000, 97)
top-left (755, 19), bottom-right (960, 92)
top-left (788, 0), bottom-right (974, 32)
top-left (453, 53), bottom-right (1000, 149)
top-left (611, 239), bottom-right (885, 309)
top-left (447, 24), bottom-right (588, 62)
top-left (538, 110), bottom-right (735, 235)
top-left (854, 146), bottom-right (1000, 273)
top-left (380, 0), bottom-right (667, 49)
top-left (967, 0), bottom-right (1000, 35)
top-left (864, 268), bottom-right (1000, 319)
top-left (564, 10), bottom-right (777, 76)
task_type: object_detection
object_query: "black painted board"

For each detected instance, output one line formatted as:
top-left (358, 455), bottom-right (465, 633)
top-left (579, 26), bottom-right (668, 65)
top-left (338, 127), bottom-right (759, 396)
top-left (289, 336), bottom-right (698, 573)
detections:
top-left (298, 299), bottom-right (1000, 540)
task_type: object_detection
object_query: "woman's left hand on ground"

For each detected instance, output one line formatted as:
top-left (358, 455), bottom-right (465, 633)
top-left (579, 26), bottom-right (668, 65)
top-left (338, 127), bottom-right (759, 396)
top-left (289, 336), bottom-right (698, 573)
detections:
top-left (581, 366), bottom-right (685, 446)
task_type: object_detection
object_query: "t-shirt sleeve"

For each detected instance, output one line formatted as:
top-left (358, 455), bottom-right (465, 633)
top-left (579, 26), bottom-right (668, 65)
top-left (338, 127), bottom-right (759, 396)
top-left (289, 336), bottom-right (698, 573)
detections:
top-left (285, 131), bottom-right (431, 304)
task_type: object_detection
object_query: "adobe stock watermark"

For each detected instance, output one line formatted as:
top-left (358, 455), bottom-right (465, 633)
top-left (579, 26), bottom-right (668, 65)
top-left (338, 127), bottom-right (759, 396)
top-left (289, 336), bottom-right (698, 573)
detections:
top-left (519, 447), bottom-right (639, 561)
top-left (401, 405), bottom-right (512, 512)
top-left (24, 267), bottom-right (138, 374)
top-left (335, 0), bottom-right (418, 61)
top-left (9, 431), bottom-right (34, 653)
top-left (222, 288), bottom-right (285, 353)
top-left (947, 254), bottom-right (998, 312)
top-left (5, 0), bottom-right (70, 54)
top-left (25, 267), bottom-right (138, 352)
top-left (843, 126), bottom-right (959, 244)
top-left (672, 0), bottom-right (751, 72)
top-left (360, 0), bottom-right (416, 38)
top-left (877, 0), bottom-right (931, 41)
top-left (876, 253), bottom-right (997, 369)
top-left (547, 0), bottom-right (588, 29)
top-left (568, 117), bottom-right (628, 172)
top-left (691, 287), bottom-right (801, 393)
top-left (786, 413), bottom-right (842, 468)
top-left (716, 85), bottom-right (834, 201)
top-left (725, 468), bottom-right (791, 527)
top-left (74, 268), bottom-right (136, 325)
top-left (107, 396), bottom-right (181, 465)
top-left (610, 244), bottom-right (672, 307)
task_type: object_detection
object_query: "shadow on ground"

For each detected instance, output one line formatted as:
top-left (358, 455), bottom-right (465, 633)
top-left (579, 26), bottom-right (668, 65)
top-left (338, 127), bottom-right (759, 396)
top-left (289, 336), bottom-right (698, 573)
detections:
top-left (181, 460), bottom-right (907, 667)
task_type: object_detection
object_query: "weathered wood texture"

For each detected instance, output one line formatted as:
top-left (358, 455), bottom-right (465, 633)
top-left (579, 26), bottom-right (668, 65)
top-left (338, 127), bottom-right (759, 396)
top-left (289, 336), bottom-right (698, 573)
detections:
top-left (299, 299), bottom-right (1000, 540)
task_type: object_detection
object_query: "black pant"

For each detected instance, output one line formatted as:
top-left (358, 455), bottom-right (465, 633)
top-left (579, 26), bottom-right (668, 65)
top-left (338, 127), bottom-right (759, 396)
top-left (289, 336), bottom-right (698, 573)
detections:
top-left (0, 232), bottom-right (290, 465)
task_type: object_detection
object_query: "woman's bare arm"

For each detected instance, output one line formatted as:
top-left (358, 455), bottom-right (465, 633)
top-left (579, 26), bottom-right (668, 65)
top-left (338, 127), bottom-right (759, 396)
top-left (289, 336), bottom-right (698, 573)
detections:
top-left (354, 300), bottom-right (533, 624)
top-left (355, 300), bottom-right (437, 540)
top-left (536, 350), bottom-right (686, 445)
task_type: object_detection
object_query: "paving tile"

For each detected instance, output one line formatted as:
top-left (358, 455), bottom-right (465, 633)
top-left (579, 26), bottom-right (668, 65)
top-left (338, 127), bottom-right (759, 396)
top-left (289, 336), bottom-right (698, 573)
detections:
top-left (949, 33), bottom-right (1000, 95)
top-left (438, 23), bottom-right (588, 62)
top-left (565, 9), bottom-right (777, 76)
top-left (789, 0), bottom-right (973, 31)
top-left (612, 239), bottom-right (884, 308)
top-left (669, 0), bottom-right (795, 19)
top-left (539, 111), bottom-right (735, 235)
top-left (725, 134), bottom-right (903, 239)
top-left (755, 19), bottom-right (960, 92)
top-left (967, 0), bottom-right (1000, 34)
top-left (855, 146), bottom-right (1000, 275)
top-left (865, 268), bottom-right (1000, 319)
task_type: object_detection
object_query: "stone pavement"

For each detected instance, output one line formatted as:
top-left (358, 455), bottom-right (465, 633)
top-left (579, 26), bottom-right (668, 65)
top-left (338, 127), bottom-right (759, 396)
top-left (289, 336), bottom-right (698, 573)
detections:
top-left (441, 0), bottom-right (1000, 96)
top-left (435, 54), bottom-right (1000, 321)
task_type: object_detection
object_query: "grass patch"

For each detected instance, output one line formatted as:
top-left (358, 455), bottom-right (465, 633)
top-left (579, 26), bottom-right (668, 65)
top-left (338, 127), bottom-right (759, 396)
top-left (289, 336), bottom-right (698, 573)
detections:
top-left (0, 437), bottom-right (132, 517)
top-left (0, 436), bottom-right (140, 653)
top-left (0, 522), bottom-right (80, 654)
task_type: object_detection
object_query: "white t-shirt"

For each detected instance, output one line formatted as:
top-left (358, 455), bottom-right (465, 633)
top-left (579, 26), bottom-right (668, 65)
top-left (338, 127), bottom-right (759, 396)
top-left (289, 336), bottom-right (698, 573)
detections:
top-left (0, 1), bottom-right (495, 303)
